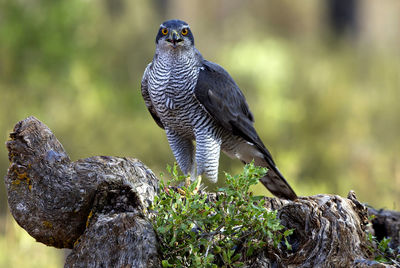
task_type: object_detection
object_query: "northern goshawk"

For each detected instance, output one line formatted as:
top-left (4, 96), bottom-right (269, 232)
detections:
top-left (141, 19), bottom-right (297, 200)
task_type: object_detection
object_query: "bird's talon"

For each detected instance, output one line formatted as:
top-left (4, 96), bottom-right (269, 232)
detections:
top-left (177, 188), bottom-right (186, 196)
top-left (193, 175), bottom-right (202, 194)
top-left (185, 176), bottom-right (191, 188)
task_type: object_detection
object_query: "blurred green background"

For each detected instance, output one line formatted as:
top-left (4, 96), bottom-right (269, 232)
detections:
top-left (1, 0), bottom-right (399, 267)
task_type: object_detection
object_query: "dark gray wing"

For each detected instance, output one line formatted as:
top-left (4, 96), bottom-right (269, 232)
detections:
top-left (194, 60), bottom-right (297, 200)
top-left (141, 63), bottom-right (164, 129)
top-left (194, 60), bottom-right (275, 164)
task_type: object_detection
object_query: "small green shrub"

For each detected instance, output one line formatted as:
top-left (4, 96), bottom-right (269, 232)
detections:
top-left (366, 228), bottom-right (400, 266)
top-left (150, 162), bottom-right (292, 267)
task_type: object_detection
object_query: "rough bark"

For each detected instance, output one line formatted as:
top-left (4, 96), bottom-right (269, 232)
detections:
top-left (4, 117), bottom-right (399, 267)
top-left (5, 116), bottom-right (160, 267)
top-left (256, 192), bottom-right (375, 267)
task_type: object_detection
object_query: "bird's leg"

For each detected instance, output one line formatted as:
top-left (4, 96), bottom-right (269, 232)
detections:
top-left (195, 131), bottom-right (221, 184)
top-left (164, 131), bottom-right (196, 196)
top-left (165, 130), bottom-right (195, 176)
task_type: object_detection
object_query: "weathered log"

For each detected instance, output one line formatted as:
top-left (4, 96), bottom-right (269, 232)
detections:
top-left (368, 207), bottom-right (400, 253)
top-left (65, 181), bottom-right (159, 267)
top-left (258, 192), bottom-right (375, 267)
top-left (5, 116), bottom-right (160, 267)
top-left (4, 117), bottom-right (398, 267)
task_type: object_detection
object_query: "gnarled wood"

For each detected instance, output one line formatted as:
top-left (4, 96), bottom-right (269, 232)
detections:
top-left (4, 117), bottom-right (398, 267)
top-left (5, 116), bottom-right (160, 267)
top-left (262, 192), bottom-right (374, 267)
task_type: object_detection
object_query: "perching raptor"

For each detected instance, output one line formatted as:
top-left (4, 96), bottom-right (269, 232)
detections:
top-left (141, 19), bottom-right (297, 200)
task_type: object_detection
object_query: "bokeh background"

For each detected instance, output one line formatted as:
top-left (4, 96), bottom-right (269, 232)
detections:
top-left (1, 0), bottom-right (399, 266)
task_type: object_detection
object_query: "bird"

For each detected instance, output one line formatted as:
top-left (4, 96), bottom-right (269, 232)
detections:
top-left (141, 19), bottom-right (297, 200)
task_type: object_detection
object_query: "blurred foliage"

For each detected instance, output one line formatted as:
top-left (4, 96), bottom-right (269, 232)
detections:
top-left (0, 0), bottom-right (399, 266)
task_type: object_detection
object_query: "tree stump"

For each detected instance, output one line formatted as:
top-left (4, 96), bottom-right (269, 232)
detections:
top-left (5, 116), bottom-right (160, 267)
top-left (4, 117), bottom-right (399, 267)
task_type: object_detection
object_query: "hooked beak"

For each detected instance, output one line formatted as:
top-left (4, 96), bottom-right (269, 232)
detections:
top-left (166, 30), bottom-right (183, 48)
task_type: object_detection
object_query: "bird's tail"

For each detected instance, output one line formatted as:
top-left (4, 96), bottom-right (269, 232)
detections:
top-left (232, 140), bottom-right (297, 200)
top-left (259, 164), bottom-right (297, 201)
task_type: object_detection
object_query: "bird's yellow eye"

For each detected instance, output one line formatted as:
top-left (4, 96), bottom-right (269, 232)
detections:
top-left (181, 28), bottom-right (188, 36)
top-left (161, 28), bottom-right (168, 35)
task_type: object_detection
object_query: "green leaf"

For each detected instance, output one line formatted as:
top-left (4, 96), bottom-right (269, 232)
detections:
top-left (222, 250), bottom-right (228, 263)
top-left (284, 229), bottom-right (294, 236)
top-left (157, 225), bottom-right (171, 234)
top-left (232, 253), bottom-right (241, 262)
top-left (161, 260), bottom-right (173, 267)
top-left (246, 245), bottom-right (255, 257)
top-left (285, 238), bottom-right (292, 251)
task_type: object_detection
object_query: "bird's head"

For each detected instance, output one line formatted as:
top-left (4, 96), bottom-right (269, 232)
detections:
top-left (155, 19), bottom-right (194, 51)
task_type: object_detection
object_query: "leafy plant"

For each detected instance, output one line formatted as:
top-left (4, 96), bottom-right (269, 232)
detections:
top-left (151, 162), bottom-right (293, 267)
top-left (366, 231), bottom-right (400, 266)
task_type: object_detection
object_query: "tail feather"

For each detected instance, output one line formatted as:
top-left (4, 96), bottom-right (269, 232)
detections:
top-left (231, 140), bottom-right (298, 200)
top-left (259, 166), bottom-right (297, 200)
top-left (257, 146), bottom-right (298, 201)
